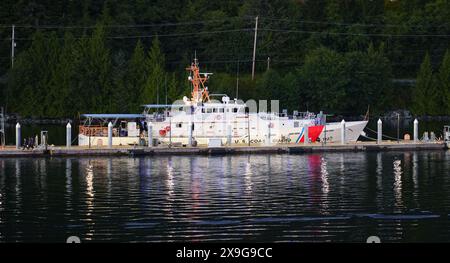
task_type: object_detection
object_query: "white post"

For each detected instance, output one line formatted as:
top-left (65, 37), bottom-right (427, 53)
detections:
top-left (107, 122), bottom-right (113, 148)
top-left (227, 124), bottom-right (232, 146)
top-left (66, 122), bottom-right (71, 148)
top-left (266, 122), bottom-right (271, 146)
top-left (303, 124), bottom-right (309, 145)
top-left (147, 122), bottom-right (153, 147)
top-left (377, 119), bottom-right (382, 144)
top-left (188, 121), bottom-right (193, 146)
top-left (341, 120), bottom-right (346, 145)
top-left (15, 122), bottom-right (21, 149)
top-left (413, 119), bottom-right (419, 143)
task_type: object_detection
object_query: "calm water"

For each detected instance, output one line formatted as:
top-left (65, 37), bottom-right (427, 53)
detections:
top-left (1, 151), bottom-right (450, 243)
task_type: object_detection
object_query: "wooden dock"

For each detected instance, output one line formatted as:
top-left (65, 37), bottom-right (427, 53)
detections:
top-left (0, 141), bottom-right (447, 158)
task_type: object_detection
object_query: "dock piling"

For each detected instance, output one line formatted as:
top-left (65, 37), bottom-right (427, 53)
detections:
top-left (414, 119), bottom-right (419, 143)
top-left (66, 122), bottom-right (71, 148)
top-left (341, 120), bottom-right (346, 145)
top-left (188, 121), bottom-right (193, 146)
top-left (227, 124), bottom-right (232, 145)
top-left (15, 122), bottom-right (21, 149)
top-left (377, 119), bottom-right (382, 144)
top-left (108, 122), bottom-right (113, 148)
top-left (148, 123), bottom-right (153, 147)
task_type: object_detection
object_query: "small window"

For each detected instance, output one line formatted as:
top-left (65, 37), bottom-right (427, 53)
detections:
top-left (233, 108), bottom-right (238, 113)
top-left (219, 108), bottom-right (224, 113)
top-left (176, 123), bottom-right (182, 128)
top-left (207, 108), bottom-right (212, 113)
top-left (213, 108), bottom-right (217, 113)
top-left (202, 108), bottom-right (205, 113)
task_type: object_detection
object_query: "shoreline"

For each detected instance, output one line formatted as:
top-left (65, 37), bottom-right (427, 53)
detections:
top-left (0, 141), bottom-right (447, 158)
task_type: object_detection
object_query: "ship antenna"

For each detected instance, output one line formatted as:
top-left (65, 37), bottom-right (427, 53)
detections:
top-left (194, 50), bottom-right (198, 66)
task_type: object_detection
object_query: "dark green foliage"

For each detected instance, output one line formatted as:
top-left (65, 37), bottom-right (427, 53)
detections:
top-left (1, 1), bottom-right (450, 117)
top-left (412, 53), bottom-right (439, 115)
top-left (438, 50), bottom-right (450, 114)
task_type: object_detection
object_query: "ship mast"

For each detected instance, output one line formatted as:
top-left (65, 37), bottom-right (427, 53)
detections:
top-left (186, 55), bottom-right (210, 104)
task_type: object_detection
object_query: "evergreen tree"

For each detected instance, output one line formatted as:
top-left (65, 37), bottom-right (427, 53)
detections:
top-left (256, 69), bottom-right (283, 112)
top-left (75, 22), bottom-right (113, 113)
top-left (47, 32), bottom-right (78, 117)
top-left (298, 47), bottom-right (349, 112)
top-left (124, 40), bottom-right (149, 111)
top-left (7, 31), bottom-right (60, 117)
top-left (111, 50), bottom-right (128, 113)
top-left (438, 50), bottom-right (450, 115)
top-left (167, 72), bottom-right (180, 104)
top-left (143, 36), bottom-right (166, 105)
top-left (413, 53), bottom-right (439, 115)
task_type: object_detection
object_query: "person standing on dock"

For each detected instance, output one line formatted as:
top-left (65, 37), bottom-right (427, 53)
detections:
top-left (22, 138), bottom-right (28, 150)
top-left (29, 137), bottom-right (34, 149)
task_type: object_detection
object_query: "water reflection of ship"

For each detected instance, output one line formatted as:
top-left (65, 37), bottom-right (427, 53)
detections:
top-left (307, 155), bottom-right (329, 210)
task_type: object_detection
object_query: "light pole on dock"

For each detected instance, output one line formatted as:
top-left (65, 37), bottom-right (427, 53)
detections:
top-left (11, 25), bottom-right (15, 68)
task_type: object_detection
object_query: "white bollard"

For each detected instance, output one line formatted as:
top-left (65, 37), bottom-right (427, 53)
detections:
top-left (341, 120), bottom-right (346, 145)
top-left (303, 124), bottom-right (309, 145)
top-left (108, 122), bottom-right (113, 148)
top-left (188, 121), bottom-right (193, 146)
top-left (66, 122), bottom-right (71, 148)
top-left (413, 119), bottom-right (419, 143)
top-left (16, 123), bottom-right (21, 149)
top-left (227, 124), bottom-right (232, 146)
top-left (147, 122), bottom-right (153, 147)
top-left (377, 119), bottom-right (382, 144)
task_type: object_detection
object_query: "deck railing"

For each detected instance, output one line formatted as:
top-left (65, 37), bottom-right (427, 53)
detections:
top-left (79, 125), bottom-right (109, 137)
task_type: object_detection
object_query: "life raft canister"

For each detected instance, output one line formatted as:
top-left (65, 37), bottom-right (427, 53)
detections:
top-left (159, 129), bottom-right (167, 136)
top-left (165, 126), bottom-right (171, 132)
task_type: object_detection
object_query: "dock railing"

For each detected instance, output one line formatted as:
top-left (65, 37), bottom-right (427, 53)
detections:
top-left (79, 125), bottom-right (109, 137)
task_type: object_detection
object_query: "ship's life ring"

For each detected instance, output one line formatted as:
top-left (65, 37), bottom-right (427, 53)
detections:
top-left (165, 126), bottom-right (171, 132)
top-left (159, 129), bottom-right (167, 136)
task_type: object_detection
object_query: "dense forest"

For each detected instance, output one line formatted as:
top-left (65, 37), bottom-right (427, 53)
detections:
top-left (0, 0), bottom-right (449, 118)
